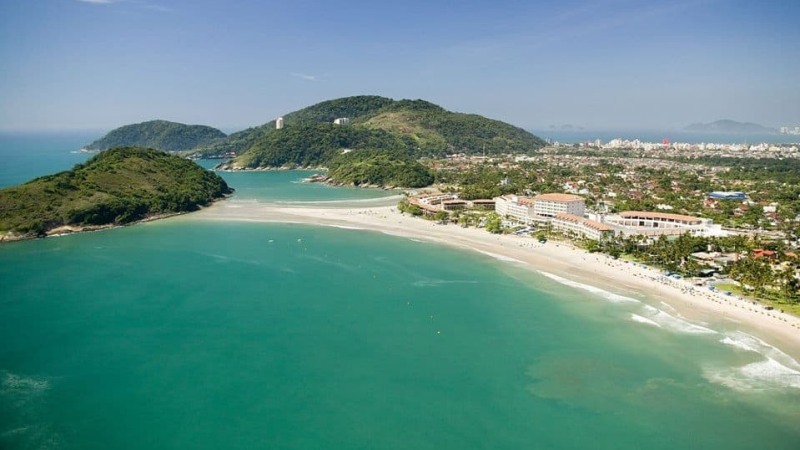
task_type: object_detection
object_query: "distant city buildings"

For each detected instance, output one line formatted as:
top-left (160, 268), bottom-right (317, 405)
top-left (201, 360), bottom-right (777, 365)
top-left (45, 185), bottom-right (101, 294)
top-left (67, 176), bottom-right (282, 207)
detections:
top-left (780, 126), bottom-right (800, 135)
top-left (276, 117), bottom-right (284, 130)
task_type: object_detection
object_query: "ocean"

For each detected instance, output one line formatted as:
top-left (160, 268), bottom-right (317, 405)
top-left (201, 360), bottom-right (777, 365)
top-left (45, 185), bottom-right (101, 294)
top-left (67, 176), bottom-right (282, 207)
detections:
top-left (1, 134), bottom-right (800, 449)
top-left (529, 130), bottom-right (800, 145)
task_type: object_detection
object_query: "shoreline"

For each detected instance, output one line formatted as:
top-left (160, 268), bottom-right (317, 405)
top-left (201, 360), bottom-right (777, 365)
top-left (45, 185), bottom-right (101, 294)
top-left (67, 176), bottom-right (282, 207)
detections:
top-left (0, 196), bottom-right (232, 244)
top-left (190, 200), bottom-right (800, 360)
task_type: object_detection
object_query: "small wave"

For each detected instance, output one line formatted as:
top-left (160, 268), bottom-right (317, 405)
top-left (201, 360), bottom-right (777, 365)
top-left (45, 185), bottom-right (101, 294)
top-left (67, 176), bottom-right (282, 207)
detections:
top-left (538, 271), bottom-right (640, 304)
top-left (328, 225), bottom-right (365, 231)
top-left (630, 313), bottom-right (661, 328)
top-left (476, 250), bottom-right (526, 264)
top-left (659, 301), bottom-right (677, 312)
top-left (704, 358), bottom-right (800, 391)
top-left (720, 331), bottom-right (800, 370)
top-left (647, 309), bottom-right (717, 335)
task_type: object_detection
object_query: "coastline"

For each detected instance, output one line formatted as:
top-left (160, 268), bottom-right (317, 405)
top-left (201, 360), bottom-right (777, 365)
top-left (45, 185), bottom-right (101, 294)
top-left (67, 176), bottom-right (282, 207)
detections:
top-left (0, 196), bottom-right (231, 244)
top-left (191, 200), bottom-right (800, 359)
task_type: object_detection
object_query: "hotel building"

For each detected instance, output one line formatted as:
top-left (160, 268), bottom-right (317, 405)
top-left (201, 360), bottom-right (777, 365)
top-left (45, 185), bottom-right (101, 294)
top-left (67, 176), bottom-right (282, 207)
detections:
top-left (551, 213), bottom-right (614, 241)
top-left (531, 193), bottom-right (586, 218)
top-left (602, 211), bottom-right (710, 237)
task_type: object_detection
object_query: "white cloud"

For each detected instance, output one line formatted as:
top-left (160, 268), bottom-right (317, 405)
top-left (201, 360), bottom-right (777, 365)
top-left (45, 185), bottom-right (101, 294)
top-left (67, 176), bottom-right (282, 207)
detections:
top-left (291, 73), bottom-right (318, 82)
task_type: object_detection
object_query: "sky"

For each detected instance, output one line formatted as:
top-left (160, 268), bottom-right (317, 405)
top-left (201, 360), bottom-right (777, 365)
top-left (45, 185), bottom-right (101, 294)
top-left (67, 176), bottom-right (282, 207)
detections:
top-left (0, 0), bottom-right (798, 132)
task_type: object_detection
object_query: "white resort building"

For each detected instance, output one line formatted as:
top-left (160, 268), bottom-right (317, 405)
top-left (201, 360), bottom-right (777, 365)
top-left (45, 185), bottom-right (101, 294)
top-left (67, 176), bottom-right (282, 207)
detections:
top-left (494, 195), bottom-right (536, 225)
top-left (494, 193), bottom-right (724, 241)
top-left (601, 211), bottom-right (715, 237)
top-left (531, 193), bottom-right (586, 218)
top-left (551, 213), bottom-right (614, 241)
top-left (494, 193), bottom-right (586, 225)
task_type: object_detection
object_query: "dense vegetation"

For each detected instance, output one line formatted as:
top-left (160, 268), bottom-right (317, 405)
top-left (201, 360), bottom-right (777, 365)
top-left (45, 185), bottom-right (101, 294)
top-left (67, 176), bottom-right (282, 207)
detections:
top-left (230, 124), bottom-right (412, 168)
top-left (327, 150), bottom-right (434, 188)
top-left (217, 95), bottom-right (547, 168)
top-left (85, 120), bottom-right (227, 152)
top-left (283, 95), bottom-right (395, 125)
top-left (361, 99), bottom-right (546, 156)
top-left (0, 147), bottom-right (232, 238)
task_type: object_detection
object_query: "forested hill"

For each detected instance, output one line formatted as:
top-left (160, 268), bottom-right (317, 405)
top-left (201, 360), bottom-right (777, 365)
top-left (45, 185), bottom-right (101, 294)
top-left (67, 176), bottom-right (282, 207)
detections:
top-left (0, 147), bottom-right (232, 240)
top-left (85, 120), bottom-right (227, 152)
top-left (220, 95), bottom-right (547, 168)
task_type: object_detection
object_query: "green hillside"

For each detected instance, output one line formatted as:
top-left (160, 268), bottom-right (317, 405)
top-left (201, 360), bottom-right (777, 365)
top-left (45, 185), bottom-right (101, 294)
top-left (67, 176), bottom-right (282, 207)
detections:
top-left (85, 120), bottom-right (227, 152)
top-left (327, 150), bottom-right (434, 188)
top-left (0, 147), bottom-right (232, 239)
top-left (220, 96), bottom-right (546, 177)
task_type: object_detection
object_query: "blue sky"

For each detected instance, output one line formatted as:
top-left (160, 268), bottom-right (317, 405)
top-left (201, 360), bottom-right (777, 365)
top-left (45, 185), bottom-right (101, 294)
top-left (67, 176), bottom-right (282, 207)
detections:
top-left (0, 0), bottom-right (798, 132)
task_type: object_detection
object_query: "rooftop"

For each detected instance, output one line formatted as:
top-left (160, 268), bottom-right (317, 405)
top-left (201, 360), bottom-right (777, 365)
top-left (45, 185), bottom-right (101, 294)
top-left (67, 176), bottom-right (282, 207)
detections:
top-left (620, 211), bottom-right (702, 223)
top-left (533, 193), bottom-right (585, 203)
top-left (554, 212), bottom-right (614, 232)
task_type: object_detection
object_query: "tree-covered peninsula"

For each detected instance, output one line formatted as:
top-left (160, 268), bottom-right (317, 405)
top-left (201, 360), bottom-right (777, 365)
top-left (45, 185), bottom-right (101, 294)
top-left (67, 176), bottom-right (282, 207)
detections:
top-left (326, 150), bottom-right (434, 188)
top-left (0, 147), bottom-right (232, 240)
top-left (84, 120), bottom-right (227, 152)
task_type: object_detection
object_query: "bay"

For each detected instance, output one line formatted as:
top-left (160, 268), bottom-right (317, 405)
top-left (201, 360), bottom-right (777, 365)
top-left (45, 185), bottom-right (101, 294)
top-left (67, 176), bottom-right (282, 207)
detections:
top-left (1, 134), bottom-right (800, 449)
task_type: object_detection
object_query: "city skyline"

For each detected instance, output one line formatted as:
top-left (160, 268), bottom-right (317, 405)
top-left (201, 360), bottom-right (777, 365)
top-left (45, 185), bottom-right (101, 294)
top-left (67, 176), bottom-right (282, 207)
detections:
top-left (1, 0), bottom-right (798, 132)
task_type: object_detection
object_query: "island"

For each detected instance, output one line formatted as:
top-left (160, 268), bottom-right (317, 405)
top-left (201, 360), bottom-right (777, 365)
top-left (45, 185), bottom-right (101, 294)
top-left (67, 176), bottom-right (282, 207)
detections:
top-left (84, 120), bottom-right (227, 152)
top-left (0, 147), bottom-right (232, 241)
top-left (684, 119), bottom-right (776, 134)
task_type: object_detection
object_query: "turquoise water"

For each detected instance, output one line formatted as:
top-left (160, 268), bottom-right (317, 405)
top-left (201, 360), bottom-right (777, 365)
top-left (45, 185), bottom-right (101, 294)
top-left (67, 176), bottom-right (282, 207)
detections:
top-left (1, 221), bottom-right (799, 449)
top-left (0, 132), bottom-right (96, 188)
top-left (202, 165), bottom-right (398, 204)
top-left (2, 136), bottom-right (800, 449)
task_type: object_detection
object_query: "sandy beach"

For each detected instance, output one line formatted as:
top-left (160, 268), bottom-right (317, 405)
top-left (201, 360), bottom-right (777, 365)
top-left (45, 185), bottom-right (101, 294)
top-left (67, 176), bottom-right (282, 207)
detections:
top-left (193, 200), bottom-right (800, 359)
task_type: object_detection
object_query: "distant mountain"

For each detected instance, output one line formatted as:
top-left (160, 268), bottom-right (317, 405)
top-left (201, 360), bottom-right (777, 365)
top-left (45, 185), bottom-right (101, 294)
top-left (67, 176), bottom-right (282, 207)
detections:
top-left (85, 120), bottom-right (227, 152)
top-left (213, 95), bottom-right (546, 171)
top-left (683, 120), bottom-right (776, 134)
top-left (0, 148), bottom-right (232, 240)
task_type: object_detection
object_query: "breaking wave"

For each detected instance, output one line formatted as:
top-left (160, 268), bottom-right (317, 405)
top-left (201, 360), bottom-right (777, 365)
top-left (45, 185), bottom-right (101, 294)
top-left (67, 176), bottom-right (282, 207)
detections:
top-left (538, 271), bottom-right (640, 304)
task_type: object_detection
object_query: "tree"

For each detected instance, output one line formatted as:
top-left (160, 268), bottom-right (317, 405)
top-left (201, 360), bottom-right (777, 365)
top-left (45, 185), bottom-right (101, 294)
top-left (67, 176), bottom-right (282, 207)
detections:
top-left (729, 257), bottom-right (772, 297)
top-left (484, 213), bottom-right (503, 234)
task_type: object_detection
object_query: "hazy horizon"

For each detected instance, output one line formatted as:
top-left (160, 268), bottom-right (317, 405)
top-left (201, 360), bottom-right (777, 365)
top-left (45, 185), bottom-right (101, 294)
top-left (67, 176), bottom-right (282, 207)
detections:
top-left (1, 1), bottom-right (798, 132)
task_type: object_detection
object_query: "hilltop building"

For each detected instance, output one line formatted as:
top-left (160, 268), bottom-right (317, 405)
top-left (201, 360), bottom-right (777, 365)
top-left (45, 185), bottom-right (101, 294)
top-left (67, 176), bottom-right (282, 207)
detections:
top-left (276, 117), bottom-right (284, 130)
top-left (333, 117), bottom-right (351, 126)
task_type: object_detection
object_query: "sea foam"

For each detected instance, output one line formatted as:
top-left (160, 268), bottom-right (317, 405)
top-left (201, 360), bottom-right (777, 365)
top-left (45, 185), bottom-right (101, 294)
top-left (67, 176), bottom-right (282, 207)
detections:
top-left (630, 313), bottom-right (661, 328)
top-left (721, 331), bottom-right (800, 370)
top-left (538, 271), bottom-right (640, 304)
top-left (476, 250), bottom-right (527, 264)
top-left (703, 332), bottom-right (800, 391)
